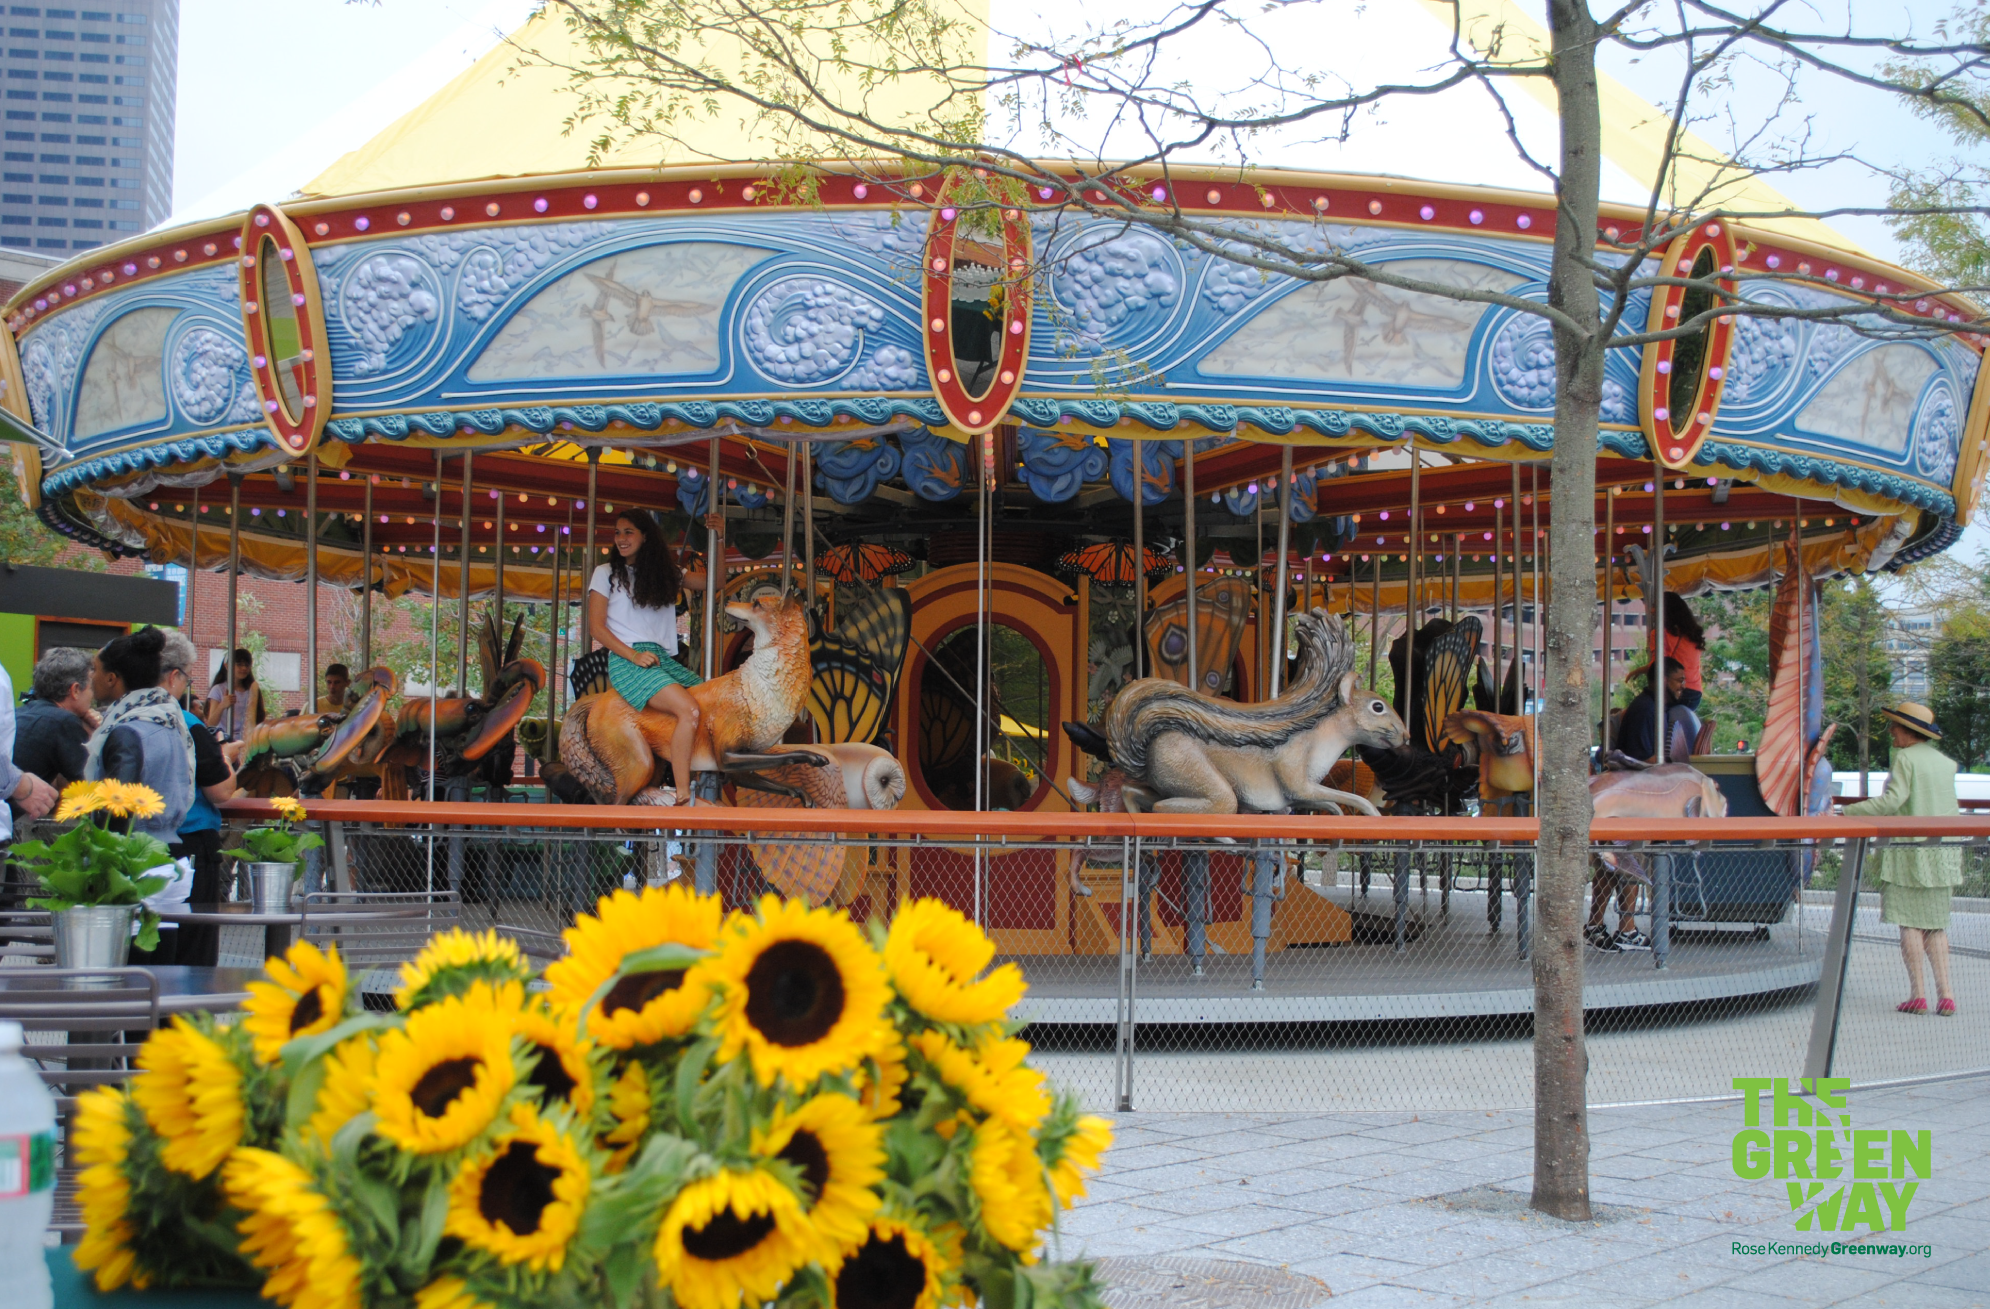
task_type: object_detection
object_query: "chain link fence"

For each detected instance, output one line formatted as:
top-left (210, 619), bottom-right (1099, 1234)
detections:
top-left (298, 817), bottom-right (1990, 1115)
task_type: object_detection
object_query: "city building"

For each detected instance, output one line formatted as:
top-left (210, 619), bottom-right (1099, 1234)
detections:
top-left (1883, 603), bottom-right (1937, 701)
top-left (0, 2), bottom-right (175, 252)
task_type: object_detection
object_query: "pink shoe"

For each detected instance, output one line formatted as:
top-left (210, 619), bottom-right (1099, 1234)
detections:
top-left (1897, 998), bottom-right (1928, 1014)
top-left (1937, 998), bottom-right (1957, 1017)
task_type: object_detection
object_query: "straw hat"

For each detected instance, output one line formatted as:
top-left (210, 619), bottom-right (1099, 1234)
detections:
top-left (1880, 701), bottom-right (1942, 740)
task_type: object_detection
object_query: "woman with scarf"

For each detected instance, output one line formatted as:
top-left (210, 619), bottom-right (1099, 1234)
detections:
top-left (85, 628), bottom-right (199, 961)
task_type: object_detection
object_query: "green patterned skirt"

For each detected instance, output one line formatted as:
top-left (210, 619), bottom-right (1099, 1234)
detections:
top-left (609, 642), bottom-right (701, 708)
top-left (1881, 880), bottom-right (1953, 932)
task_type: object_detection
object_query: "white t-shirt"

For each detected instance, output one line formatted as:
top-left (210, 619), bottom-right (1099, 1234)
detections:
top-left (590, 563), bottom-right (679, 653)
top-left (206, 684), bottom-right (254, 738)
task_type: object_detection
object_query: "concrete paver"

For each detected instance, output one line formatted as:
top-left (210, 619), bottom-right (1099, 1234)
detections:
top-left (1069, 1074), bottom-right (1990, 1306)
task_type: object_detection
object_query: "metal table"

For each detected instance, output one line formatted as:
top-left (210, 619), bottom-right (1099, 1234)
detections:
top-left (0, 965), bottom-right (259, 1014)
top-left (157, 902), bottom-right (303, 957)
top-left (48, 1246), bottom-right (262, 1306)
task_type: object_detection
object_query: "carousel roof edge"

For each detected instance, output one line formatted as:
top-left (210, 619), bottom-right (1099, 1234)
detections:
top-left (6, 159), bottom-right (1972, 321)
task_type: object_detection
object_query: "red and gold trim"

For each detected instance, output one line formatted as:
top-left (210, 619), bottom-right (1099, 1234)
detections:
top-left (1641, 220), bottom-right (1740, 470)
top-left (922, 182), bottom-right (1032, 435)
top-left (237, 204), bottom-right (329, 458)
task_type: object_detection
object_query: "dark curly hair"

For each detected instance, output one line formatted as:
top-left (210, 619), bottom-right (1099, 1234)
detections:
top-left (607, 508), bottom-right (683, 610)
top-left (97, 626), bottom-right (165, 690)
top-left (1661, 592), bottom-right (1706, 649)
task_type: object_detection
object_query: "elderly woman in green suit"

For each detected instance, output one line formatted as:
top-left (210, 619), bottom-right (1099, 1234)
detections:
top-left (1841, 702), bottom-right (1962, 1016)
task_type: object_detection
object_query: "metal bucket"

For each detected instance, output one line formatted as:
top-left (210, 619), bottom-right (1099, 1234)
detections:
top-left (249, 863), bottom-right (299, 914)
top-left (53, 904), bottom-right (135, 970)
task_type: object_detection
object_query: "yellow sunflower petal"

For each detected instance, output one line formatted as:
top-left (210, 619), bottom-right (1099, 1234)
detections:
top-left (243, 940), bottom-right (349, 1064)
top-left (271, 795), bottom-right (308, 822)
top-left (754, 1092), bottom-right (884, 1266)
top-left (969, 1120), bottom-right (1053, 1254)
top-left (223, 1148), bottom-right (365, 1309)
top-left (908, 1031), bottom-right (1049, 1132)
top-left (54, 780), bottom-right (105, 823)
top-left (71, 1086), bottom-right (146, 1292)
top-left (883, 899), bottom-right (1026, 1028)
top-left (130, 1020), bottom-right (243, 1179)
top-left (514, 1002), bottom-right (597, 1119)
top-left (654, 1168), bottom-right (811, 1309)
top-left (544, 885), bottom-right (726, 1049)
top-left (394, 928), bottom-right (530, 1011)
top-left (706, 895), bottom-right (891, 1089)
top-left (599, 1058), bottom-right (651, 1174)
top-left (444, 1102), bottom-right (590, 1273)
top-left (371, 984), bottom-right (520, 1155)
top-left (303, 1034), bottom-right (377, 1149)
top-left (414, 1277), bottom-right (498, 1309)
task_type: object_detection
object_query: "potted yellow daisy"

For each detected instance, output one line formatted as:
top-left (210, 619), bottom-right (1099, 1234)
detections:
top-left (222, 794), bottom-right (323, 913)
top-left (14, 780), bottom-right (175, 967)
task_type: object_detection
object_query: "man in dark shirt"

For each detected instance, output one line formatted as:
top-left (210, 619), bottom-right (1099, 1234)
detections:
top-left (14, 646), bottom-right (94, 788)
top-left (1617, 657), bottom-right (1692, 764)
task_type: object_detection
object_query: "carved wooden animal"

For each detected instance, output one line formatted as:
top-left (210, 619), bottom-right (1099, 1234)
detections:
top-left (1101, 609), bottom-right (1407, 816)
top-left (1591, 763), bottom-right (1729, 883)
top-left (1441, 710), bottom-right (1536, 800)
top-left (561, 593), bottom-right (810, 804)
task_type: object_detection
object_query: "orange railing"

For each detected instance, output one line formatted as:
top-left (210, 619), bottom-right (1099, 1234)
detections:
top-left (218, 799), bottom-right (1990, 846)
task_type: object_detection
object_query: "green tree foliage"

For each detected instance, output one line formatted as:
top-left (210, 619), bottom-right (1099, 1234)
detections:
top-left (1819, 576), bottom-right (1893, 773)
top-left (1884, 3), bottom-right (1990, 285)
top-left (0, 486), bottom-right (104, 570)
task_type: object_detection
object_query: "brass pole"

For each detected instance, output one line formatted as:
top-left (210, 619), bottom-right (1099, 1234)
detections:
top-left (1602, 485), bottom-right (1614, 750)
top-left (360, 478), bottom-right (373, 670)
top-left (1652, 468), bottom-right (1666, 760)
top-left (456, 453), bottom-right (473, 695)
top-left (1270, 447), bottom-right (1294, 696)
top-left (1132, 437), bottom-right (1147, 679)
top-left (1368, 550), bottom-right (1380, 689)
top-left (306, 453), bottom-right (318, 711)
top-left (1183, 440), bottom-right (1198, 692)
top-left (186, 482), bottom-right (197, 641)
top-left (702, 437), bottom-right (722, 679)
top-left (1493, 497), bottom-right (1504, 700)
top-left (780, 440), bottom-right (797, 597)
top-left (583, 447), bottom-right (599, 646)
top-left (1509, 461), bottom-right (1523, 695)
top-left (1404, 447), bottom-right (1420, 743)
top-left (428, 452), bottom-right (443, 800)
top-left (802, 441), bottom-right (816, 613)
top-left (226, 474), bottom-right (240, 728)
top-left (493, 482), bottom-right (505, 625)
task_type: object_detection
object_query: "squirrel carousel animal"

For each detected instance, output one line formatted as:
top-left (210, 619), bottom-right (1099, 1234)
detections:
top-left (1082, 608), bottom-right (1405, 816)
top-left (559, 591), bottom-right (906, 812)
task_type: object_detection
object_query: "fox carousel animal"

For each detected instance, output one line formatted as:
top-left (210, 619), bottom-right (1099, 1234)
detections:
top-left (1088, 608), bottom-right (1406, 816)
top-left (559, 591), bottom-right (906, 811)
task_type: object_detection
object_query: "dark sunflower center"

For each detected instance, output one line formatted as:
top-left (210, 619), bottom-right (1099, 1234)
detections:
top-left (410, 1057), bottom-right (482, 1118)
top-left (834, 1232), bottom-right (926, 1309)
top-left (527, 1043), bottom-right (578, 1105)
top-left (478, 1140), bottom-right (558, 1236)
top-left (743, 940), bottom-right (844, 1048)
top-left (681, 1206), bottom-right (777, 1261)
top-left (778, 1129), bottom-right (831, 1205)
top-left (289, 986), bottom-right (325, 1034)
top-left (600, 969), bottom-right (686, 1018)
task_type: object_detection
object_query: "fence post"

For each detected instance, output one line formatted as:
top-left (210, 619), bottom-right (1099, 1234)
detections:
top-left (1804, 836), bottom-right (1869, 1080)
top-left (1116, 834), bottom-right (1138, 1113)
top-left (692, 774), bottom-right (722, 895)
top-left (1652, 847), bottom-right (1671, 970)
top-left (327, 821), bottom-right (352, 894)
top-left (1250, 838), bottom-right (1277, 991)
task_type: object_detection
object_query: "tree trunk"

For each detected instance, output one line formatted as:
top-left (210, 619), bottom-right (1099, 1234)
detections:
top-left (1534, 0), bottom-right (1603, 1222)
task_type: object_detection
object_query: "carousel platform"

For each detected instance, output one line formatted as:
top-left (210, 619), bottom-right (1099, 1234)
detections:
top-left (1007, 888), bottom-right (1823, 1026)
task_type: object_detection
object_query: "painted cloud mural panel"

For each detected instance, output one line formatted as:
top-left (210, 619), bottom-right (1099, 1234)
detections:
top-left (74, 307), bottom-right (175, 440)
top-left (466, 242), bottom-right (766, 382)
top-left (1198, 259), bottom-right (1525, 388)
top-left (1794, 344), bottom-right (1938, 455)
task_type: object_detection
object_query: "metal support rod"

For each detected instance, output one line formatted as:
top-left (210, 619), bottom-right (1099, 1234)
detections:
top-left (306, 453), bottom-right (319, 710)
top-left (1404, 447), bottom-right (1420, 743)
top-left (1269, 446), bottom-right (1294, 696)
top-left (1804, 836), bottom-right (1870, 1078)
top-left (543, 510), bottom-right (559, 751)
top-left (1116, 833), bottom-right (1139, 1112)
top-left (493, 482), bottom-right (505, 623)
top-left (702, 437), bottom-right (722, 680)
top-left (456, 453), bottom-right (473, 695)
top-left (1531, 465), bottom-right (1542, 718)
top-left (226, 474), bottom-right (241, 721)
top-left (1652, 466), bottom-right (1666, 761)
top-left (1132, 438), bottom-right (1147, 679)
top-left (802, 441), bottom-right (816, 613)
top-left (1368, 551), bottom-right (1381, 689)
top-left (582, 448), bottom-right (599, 646)
top-left (974, 431), bottom-right (990, 819)
top-left (1493, 498), bottom-right (1504, 699)
top-left (428, 453), bottom-right (443, 802)
top-left (187, 483), bottom-right (198, 642)
top-left (1450, 533), bottom-right (1460, 622)
top-left (1509, 461), bottom-right (1523, 697)
top-left (360, 478), bottom-right (373, 670)
top-left (780, 440), bottom-right (797, 596)
top-left (1602, 487), bottom-right (1614, 750)
top-left (1183, 440), bottom-right (1198, 692)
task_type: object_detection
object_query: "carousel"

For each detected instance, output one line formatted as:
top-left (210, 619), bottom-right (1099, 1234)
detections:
top-left (1, 68), bottom-right (1983, 1014)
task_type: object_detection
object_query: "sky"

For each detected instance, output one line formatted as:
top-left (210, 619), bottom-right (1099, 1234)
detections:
top-left (166, 0), bottom-right (1988, 564)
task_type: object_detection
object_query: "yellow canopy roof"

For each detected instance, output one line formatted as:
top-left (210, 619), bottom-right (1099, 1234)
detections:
top-left (304, 2), bottom-right (992, 197)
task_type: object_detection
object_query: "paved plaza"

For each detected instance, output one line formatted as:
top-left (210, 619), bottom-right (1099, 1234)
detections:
top-left (1064, 1074), bottom-right (1990, 1307)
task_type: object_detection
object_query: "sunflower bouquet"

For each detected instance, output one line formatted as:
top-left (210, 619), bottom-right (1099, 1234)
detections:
top-left (223, 794), bottom-right (325, 870)
top-left (15, 780), bottom-right (175, 950)
top-left (69, 888), bottom-right (1113, 1309)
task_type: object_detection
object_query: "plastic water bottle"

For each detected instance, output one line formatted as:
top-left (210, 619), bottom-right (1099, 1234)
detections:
top-left (0, 1020), bottom-right (55, 1308)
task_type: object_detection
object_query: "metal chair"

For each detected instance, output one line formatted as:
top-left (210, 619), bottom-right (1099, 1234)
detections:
top-left (0, 908), bottom-right (53, 961)
top-left (0, 968), bottom-right (162, 1238)
top-left (496, 924), bottom-right (567, 964)
top-left (300, 890), bottom-right (461, 982)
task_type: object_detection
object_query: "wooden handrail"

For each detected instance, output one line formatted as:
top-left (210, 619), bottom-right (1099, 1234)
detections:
top-left (215, 798), bottom-right (1990, 844)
